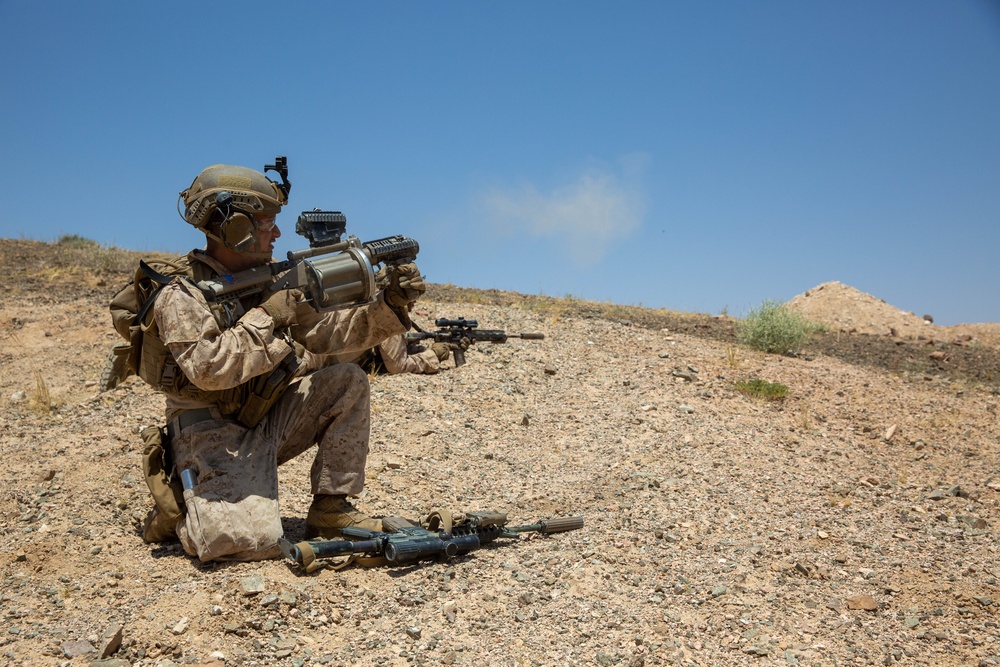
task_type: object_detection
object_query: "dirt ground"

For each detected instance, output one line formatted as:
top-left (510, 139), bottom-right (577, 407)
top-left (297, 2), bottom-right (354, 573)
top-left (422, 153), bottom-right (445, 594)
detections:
top-left (1, 238), bottom-right (998, 667)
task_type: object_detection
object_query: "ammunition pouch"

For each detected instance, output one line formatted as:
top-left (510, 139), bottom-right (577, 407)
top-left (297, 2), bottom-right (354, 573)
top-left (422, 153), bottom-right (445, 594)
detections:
top-left (139, 425), bottom-right (185, 543)
top-left (236, 350), bottom-right (300, 428)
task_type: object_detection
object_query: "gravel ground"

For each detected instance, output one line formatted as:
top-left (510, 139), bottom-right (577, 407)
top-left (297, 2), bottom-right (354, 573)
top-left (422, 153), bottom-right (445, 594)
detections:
top-left (0, 239), bottom-right (998, 667)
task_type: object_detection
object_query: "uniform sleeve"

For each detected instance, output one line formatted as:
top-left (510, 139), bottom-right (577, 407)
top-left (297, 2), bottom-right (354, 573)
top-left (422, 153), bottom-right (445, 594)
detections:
top-left (154, 278), bottom-right (293, 391)
top-left (292, 293), bottom-right (407, 357)
top-left (378, 333), bottom-right (440, 374)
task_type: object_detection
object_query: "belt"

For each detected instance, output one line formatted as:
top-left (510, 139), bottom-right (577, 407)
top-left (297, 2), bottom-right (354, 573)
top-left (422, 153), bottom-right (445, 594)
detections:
top-left (165, 407), bottom-right (219, 441)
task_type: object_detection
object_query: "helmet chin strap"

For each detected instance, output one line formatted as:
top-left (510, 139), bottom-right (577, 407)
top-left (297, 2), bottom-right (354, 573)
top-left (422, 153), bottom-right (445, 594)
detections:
top-left (242, 236), bottom-right (274, 263)
top-left (204, 229), bottom-right (273, 264)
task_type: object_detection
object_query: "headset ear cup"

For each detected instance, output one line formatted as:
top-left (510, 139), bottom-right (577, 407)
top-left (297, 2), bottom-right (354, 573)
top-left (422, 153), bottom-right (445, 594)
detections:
top-left (221, 212), bottom-right (255, 252)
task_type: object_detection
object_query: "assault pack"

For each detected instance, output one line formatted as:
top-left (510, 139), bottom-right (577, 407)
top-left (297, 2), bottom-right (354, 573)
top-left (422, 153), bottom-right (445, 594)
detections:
top-left (105, 255), bottom-right (211, 391)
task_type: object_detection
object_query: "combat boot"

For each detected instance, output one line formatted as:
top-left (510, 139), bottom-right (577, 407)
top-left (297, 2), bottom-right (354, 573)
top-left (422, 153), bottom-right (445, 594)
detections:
top-left (305, 494), bottom-right (382, 539)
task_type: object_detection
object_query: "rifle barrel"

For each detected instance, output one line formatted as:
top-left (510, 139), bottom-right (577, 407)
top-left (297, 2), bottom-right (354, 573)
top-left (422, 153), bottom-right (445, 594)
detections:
top-left (509, 516), bottom-right (584, 534)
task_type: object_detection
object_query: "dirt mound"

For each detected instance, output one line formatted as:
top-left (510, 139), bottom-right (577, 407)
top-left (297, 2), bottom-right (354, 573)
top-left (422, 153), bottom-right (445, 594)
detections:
top-left (786, 281), bottom-right (938, 338)
top-left (787, 280), bottom-right (1000, 349)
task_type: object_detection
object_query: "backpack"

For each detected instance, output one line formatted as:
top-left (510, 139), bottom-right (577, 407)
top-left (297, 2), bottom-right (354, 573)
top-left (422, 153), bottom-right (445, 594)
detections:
top-left (105, 256), bottom-right (203, 390)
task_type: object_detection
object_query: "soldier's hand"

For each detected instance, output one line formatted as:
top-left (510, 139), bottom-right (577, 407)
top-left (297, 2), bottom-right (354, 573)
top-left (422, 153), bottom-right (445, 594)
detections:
top-left (384, 263), bottom-right (426, 309)
top-left (260, 289), bottom-right (303, 328)
top-left (431, 342), bottom-right (451, 362)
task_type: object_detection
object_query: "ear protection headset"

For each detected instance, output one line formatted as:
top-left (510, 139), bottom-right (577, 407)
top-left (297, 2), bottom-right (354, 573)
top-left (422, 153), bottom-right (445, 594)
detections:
top-left (213, 191), bottom-right (257, 253)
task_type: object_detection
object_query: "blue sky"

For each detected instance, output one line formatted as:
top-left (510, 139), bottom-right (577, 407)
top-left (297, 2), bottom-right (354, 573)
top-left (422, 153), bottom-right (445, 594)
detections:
top-left (1, 1), bottom-right (998, 325)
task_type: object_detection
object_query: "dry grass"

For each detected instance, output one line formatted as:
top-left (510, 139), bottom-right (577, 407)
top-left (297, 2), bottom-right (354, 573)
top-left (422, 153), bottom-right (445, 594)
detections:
top-left (52, 234), bottom-right (150, 275)
top-left (5, 331), bottom-right (52, 414)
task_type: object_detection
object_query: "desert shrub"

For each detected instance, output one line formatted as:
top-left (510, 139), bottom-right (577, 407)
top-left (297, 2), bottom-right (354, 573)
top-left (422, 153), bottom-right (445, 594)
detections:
top-left (57, 234), bottom-right (101, 249)
top-left (734, 378), bottom-right (789, 401)
top-left (737, 299), bottom-right (821, 353)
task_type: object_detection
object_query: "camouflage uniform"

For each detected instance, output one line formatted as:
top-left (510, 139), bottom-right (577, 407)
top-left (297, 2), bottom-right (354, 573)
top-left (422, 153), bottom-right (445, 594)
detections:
top-left (155, 250), bottom-right (405, 560)
top-left (335, 332), bottom-right (441, 374)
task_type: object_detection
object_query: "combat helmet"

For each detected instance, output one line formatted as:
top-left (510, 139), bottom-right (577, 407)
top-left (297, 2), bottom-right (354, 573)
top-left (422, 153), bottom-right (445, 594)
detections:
top-left (178, 157), bottom-right (291, 254)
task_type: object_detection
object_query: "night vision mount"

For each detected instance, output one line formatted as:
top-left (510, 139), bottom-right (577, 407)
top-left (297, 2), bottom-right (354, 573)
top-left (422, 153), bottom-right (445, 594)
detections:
top-left (264, 156), bottom-right (292, 200)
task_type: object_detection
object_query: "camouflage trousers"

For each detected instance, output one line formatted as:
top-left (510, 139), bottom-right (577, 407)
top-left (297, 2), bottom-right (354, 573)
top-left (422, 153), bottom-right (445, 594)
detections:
top-left (173, 363), bottom-right (370, 561)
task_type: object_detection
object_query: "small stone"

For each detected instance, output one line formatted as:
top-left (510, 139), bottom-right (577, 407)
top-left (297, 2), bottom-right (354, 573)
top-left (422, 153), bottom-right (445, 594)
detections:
top-left (172, 617), bottom-right (190, 635)
top-left (406, 626), bottom-right (422, 639)
top-left (240, 575), bottom-right (265, 595)
top-left (97, 622), bottom-right (123, 658)
top-left (61, 639), bottom-right (96, 658)
top-left (846, 594), bottom-right (878, 611)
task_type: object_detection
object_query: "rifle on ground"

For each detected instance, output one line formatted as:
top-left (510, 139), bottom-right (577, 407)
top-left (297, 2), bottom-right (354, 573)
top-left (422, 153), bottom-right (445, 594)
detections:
top-left (278, 512), bottom-right (583, 573)
top-left (406, 318), bottom-right (544, 366)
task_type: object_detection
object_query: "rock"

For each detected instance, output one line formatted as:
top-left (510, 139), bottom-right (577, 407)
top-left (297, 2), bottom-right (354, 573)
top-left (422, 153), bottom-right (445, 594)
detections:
top-left (883, 424), bottom-right (898, 442)
top-left (671, 369), bottom-right (696, 382)
top-left (171, 616), bottom-right (190, 635)
top-left (846, 594), bottom-right (878, 611)
top-left (97, 622), bottom-right (123, 658)
top-left (240, 575), bottom-right (265, 595)
top-left (61, 640), bottom-right (96, 658)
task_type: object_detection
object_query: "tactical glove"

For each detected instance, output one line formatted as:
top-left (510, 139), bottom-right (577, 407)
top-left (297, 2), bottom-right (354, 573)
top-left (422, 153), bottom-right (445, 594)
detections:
top-left (260, 289), bottom-right (303, 328)
top-left (383, 263), bottom-right (426, 309)
top-left (431, 342), bottom-right (451, 362)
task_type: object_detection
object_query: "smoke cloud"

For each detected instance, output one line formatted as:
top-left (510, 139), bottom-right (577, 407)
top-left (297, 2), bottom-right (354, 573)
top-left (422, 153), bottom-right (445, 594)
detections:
top-left (480, 155), bottom-right (648, 267)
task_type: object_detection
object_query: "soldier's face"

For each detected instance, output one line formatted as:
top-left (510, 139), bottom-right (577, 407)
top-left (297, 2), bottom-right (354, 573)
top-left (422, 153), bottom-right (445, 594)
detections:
top-left (254, 215), bottom-right (281, 254)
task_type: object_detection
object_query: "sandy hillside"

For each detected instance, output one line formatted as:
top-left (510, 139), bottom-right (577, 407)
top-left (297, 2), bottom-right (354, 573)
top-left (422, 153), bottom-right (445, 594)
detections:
top-left (1, 239), bottom-right (998, 667)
